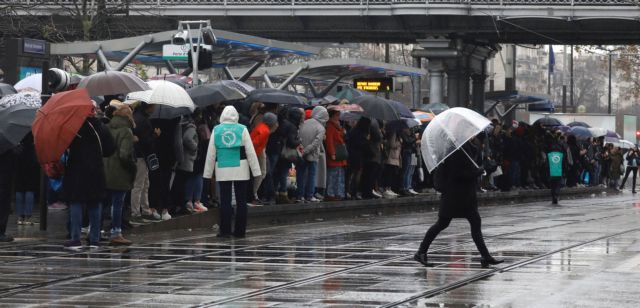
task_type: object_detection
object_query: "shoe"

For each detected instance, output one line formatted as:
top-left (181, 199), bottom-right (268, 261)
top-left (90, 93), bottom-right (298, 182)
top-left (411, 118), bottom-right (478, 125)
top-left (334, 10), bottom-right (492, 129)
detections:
top-left (194, 202), bottom-right (208, 212)
top-left (371, 190), bottom-right (382, 198)
top-left (480, 257), bottom-right (504, 268)
top-left (48, 202), bottom-right (68, 210)
top-left (552, 198), bottom-right (558, 205)
top-left (408, 189), bottom-right (419, 195)
top-left (63, 240), bottom-right (82, 250)
top-left (633, 191), bottom-right (637, 194)
top-left (276, 194), bottom-right (292, 204)
top-left (141, 214), bottom-right (161, 222)
top-left (17, 217), bottom-right (24, 225)
top-left (0, 234), bottom-right (14, 242)
top-left (413, 252), bottom-right (434, 267)
top-left (383, 190), bottom-right (397, 199)
top-left (81, 227), bottom-right (89, 234)
top-left (129, 216), bottom-right (146, 225)
top-left (295, 198), bottom-right (306, 203)
top-left (161, 210), bottom-right (171, 221)
top-left (248, 199), bottom-right (264, 207)
top-left (185, 202), bottom-right (195, 213)
top-left (24, 217), bottom-right (37, 225)
top-left (314, 193), bottom-right (325, 201)
top-left (110, 235), bottom-right (132, 246)
top-left (307, 197), bottom-right (321, 203)
top-left (87, 243), bottom-right (100, 250)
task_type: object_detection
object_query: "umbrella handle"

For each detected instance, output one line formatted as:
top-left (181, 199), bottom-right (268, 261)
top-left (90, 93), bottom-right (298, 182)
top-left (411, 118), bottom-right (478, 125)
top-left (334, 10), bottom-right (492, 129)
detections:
top-left (461, 147), bottom-right (481, 170)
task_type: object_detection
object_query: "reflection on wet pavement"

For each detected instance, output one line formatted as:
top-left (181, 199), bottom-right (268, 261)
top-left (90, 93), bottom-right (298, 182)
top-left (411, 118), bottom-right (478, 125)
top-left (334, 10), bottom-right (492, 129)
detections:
top-left (1, 194), bottom-right (640, 306)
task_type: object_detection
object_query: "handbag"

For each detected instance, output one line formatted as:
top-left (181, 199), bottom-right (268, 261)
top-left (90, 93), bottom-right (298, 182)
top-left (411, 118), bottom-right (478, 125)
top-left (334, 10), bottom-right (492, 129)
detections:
top-left (335, 144), bottom-right (348, 161)
top-left (281, 146), bottom-right (302, 162)
top-left (146, 153), bottom-right (160, 171)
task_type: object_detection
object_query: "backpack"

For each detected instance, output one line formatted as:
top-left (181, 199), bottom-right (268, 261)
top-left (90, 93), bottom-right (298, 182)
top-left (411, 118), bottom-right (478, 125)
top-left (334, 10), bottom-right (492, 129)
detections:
top-left (43, 151), bottom-right (68, 180)
top-left (432, 165), bottom-right (446, 193)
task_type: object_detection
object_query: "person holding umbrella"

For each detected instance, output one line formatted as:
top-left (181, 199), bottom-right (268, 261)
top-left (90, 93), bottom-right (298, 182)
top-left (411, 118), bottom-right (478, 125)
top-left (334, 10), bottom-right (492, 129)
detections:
top-left (415, 107), bottom-right (504, 268)
top-left (620, 147), bottom-right (640, 193)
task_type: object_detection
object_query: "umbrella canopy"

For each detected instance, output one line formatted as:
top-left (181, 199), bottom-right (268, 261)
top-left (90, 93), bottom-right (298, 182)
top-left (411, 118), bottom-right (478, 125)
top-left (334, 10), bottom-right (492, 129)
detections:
top-left (556, 125), bottom-right (572, 133)
top-left (0, 91), bottom-right (42, 154)
top-left (421, 102), bottom-right (449, 115)
top-left (606, 130), bottom-right (621, 139)
top-left (311, 95), bottom-right (339, 106)
top-left (327, 104), bottom-right (364, 112)
top-left (567, 121), bottom-right (591, 128)
top-left (187, 82), bottom-right (247, 108)
top-left (412, 110), bottom-right (435, 123)
top-left (420, 107), bottom-right (491, 172)
top-left (14, 74), bottom-right (42, 93)
top-left (388, 100), bottom-right (414, 118)
top-left (127, 80), bottom-right (195, 119)
top-left (588, 127), bottom-right (608, 138)
top-left (620, 140), bottom-right (636, 149)
top-left (218, 80), bottom-right (255, 95)
top-left (351, 96), bottom-right (400, 121)
top-left (0, 83), bottom-right (17, 98)
top-left (568, 126), bottom-right (592, 140)
top-left (334, 87), bottom-right (370, 102)
top-left (246, 88), bottom-right (308, 106)
top-left (32, 88), bottom-right (94, 163)
top-left (78, 71), bottom-right (150, 97)
top-left (532, 117), bottom-right (563, 127)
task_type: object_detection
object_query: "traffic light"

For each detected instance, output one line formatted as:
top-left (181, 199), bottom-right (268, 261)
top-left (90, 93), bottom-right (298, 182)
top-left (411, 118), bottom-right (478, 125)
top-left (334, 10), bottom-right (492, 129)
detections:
top-left (636, 130), bottom-right (640, 138)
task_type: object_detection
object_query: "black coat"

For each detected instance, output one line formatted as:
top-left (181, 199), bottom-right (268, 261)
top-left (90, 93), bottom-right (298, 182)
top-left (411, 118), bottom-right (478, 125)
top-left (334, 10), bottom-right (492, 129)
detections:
top-left (133, 109), bottom-right (154, 159)
top-left (439, 147), bottom-right (484, 218)
top-left (61, 117), bottom-right (116, 203)
top-left (13, 134), bottom-right (40, 192)
top-left (267, 108), bottom-right (301, 156)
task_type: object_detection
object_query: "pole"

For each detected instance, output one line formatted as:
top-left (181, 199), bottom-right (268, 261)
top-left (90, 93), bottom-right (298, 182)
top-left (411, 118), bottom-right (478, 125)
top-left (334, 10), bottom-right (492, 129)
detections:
top-left (39, 61), bottom-right (50, 231)
top-left (570, 45), bottom-right (574, 106)
top-left (384, 43), bottom-right (390, 99)
top-left (562, 85), bottom-right (567, 113)
top-left (608, 52), bottom-right (612, 114)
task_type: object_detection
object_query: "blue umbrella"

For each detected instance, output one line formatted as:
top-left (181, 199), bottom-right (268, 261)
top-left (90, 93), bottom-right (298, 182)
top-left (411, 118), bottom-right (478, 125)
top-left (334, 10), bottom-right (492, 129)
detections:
top-left (569, 126), bottom-right (592, 140)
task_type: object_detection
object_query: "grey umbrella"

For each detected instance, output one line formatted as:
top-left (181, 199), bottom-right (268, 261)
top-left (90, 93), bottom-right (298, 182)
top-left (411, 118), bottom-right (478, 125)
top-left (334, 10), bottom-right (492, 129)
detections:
top-left (352, 96), bottom-right (400, 121)
top-left (0, 83), bottom-right (17, 98)
top-left (246, 88), bottom-right (308, 106)
top-left (0, 92), bottom-right (41, 154)
top-left (78, 71), bottom-right (150, 97)
top-left (187, 82), bottom-right (248, 108)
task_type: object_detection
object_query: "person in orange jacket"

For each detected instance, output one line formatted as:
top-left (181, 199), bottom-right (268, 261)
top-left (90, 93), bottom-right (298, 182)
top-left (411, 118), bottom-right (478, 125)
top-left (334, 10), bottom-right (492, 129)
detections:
top-left (325, 109), bottom-right (347, 201)
top-left (250, 112), bottom-right (278, 205)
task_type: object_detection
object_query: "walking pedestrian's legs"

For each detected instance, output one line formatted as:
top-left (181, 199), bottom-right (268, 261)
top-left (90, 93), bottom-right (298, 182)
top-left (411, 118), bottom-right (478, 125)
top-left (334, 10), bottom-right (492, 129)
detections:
top-left (466, 211), bottom-right (491, 259)
top-left (417, 216), bottom-right (452, 254)
top-left (233, 180), bottom-right (249, 237)
top-left (218, 181), bottom-right (233, 236)
top-left (550, 176), bottom-right (561, 204)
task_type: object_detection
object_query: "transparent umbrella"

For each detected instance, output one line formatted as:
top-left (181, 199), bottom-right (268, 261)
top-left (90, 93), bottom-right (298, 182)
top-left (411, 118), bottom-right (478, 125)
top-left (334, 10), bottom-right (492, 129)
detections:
top-left (420, 107), bottom-right (491, 172)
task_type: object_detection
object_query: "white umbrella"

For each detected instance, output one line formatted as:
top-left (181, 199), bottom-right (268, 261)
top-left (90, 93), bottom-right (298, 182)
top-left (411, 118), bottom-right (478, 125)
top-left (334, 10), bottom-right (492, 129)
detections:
top-left (126, 80), bottom-right (195, 119)
top-left (14, 74), bottom-right (42, 93)
top-left (420, 107), bottom-right (490, 172)
top-left (78, 71), bottom-right (150, 96)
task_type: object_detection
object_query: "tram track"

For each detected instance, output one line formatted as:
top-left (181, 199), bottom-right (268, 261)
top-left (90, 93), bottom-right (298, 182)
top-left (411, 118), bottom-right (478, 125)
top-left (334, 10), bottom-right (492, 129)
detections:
top-left (0, 195), bottom-right (629, 299)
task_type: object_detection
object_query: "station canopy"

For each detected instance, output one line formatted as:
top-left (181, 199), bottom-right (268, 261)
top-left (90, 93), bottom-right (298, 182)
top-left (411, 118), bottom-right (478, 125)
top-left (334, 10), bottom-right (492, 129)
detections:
top-left (50, 29), bottom-right (319, 68)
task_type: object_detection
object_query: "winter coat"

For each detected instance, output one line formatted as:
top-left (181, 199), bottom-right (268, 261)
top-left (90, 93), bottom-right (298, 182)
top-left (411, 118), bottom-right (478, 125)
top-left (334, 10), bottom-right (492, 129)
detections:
top-left (152, 118), bottom-right (180, 170)
top-left (104, 115), bottom-right (137, 191)
top-left (62, 117), bottom-right (116, 203)
top-left (609, 151), bottom-right (624, 178)
top-left (13, 134), bottom-right (40, 192)
top-left (250, 122), bottom-right (271, 155)
top-left (133, 108), bottom-right (154, 159)
top-left (438, 145), bottom-right (484, 218)
top-left (299, 106), bottom-right (328, 162)
top-left (266, 108), bottom-right (301, 156)
top-left (384, 133), bottom-right (402, 167)
top-left (325, 120), bottom-right (347, 168)
top-left (346, 117), bottom-right (370, 169)
top-left (367, 120), bottom-right (383, 164)
top-left (203, 106), bottom-right (262, 181)
top-left (177, 121), bottom-right (198, 172)
top-left (193, 123), bottom-right (211, 174)
top-left (400, 129), bottom-right (417, 155)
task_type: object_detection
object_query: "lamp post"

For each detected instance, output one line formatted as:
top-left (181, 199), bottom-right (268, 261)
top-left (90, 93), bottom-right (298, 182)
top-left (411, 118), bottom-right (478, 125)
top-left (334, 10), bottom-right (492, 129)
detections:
top-left (608, 51), bottom-right (612, 114)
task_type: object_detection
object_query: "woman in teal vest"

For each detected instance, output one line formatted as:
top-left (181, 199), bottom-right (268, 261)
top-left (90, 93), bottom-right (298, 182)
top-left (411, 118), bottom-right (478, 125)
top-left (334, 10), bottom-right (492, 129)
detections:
top-left (546, 134), bottom-right (568, 205)
top-left (203, 106), bottom-right (262, 238)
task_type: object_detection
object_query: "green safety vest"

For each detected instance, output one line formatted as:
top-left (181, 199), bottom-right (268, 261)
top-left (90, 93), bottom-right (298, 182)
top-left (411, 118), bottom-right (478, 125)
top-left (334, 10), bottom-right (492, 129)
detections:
top-left (214, 123), bottom-right (244, 168)
top-left (548, 151), bottom-right (563, 177)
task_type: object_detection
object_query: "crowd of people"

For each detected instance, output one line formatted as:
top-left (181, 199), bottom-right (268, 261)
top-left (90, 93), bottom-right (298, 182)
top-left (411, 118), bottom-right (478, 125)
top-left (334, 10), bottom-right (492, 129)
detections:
top-left (0, 96), bottom-right (634, 247)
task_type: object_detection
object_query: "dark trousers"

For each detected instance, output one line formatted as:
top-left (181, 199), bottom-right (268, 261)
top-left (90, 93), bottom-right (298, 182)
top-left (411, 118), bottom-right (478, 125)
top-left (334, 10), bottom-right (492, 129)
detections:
top-left (361, 161), bottom-right (380, 197)
top-left (218, 180), bottom-right (248, 237)
top-left (0, 173), bottom-right (11, 236)
top-left (620, 167), bottom-right (638, 191)
top-left (550, 176), bottom-right (562, 203)
top-left (417, 212), bottom-right (491, 259)
top-left (149, 168), bottom-right (173, 210)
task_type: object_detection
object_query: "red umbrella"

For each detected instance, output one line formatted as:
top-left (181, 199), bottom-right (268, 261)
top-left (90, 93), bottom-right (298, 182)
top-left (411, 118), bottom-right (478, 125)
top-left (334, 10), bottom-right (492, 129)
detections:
top-left (32, 88), bottom-right (94, 163)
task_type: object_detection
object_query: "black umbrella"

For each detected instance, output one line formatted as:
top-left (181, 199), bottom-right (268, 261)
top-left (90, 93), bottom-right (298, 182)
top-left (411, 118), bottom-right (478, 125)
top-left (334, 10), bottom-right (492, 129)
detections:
top-left (0, 83), bottom-right (17, 98)
top-left (0, 92), bottom-right (41, 154)
top-left (567, 121), bottom-right (591, 128)
top-left (246, 88), bottom-right (308, 106)
top-left (351, 96), bottom-right (400, 121)
top-left (533, 117), bottom-right (563, 127)
top-left (388, 100), bottom-right (414, 118)
top-left (187, 82), bottom-right (247, 108)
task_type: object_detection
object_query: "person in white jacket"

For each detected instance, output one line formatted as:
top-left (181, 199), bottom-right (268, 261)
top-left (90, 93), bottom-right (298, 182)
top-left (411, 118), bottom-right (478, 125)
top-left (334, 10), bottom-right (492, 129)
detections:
top-left (204, 106), bottom-right (261, 238)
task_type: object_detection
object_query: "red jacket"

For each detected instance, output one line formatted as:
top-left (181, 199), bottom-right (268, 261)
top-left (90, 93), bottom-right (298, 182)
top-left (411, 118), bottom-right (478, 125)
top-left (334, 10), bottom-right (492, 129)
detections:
top-left (250, 122), bottom-right (270, 155)
top-left (326, 120), bottom-right (347, 168)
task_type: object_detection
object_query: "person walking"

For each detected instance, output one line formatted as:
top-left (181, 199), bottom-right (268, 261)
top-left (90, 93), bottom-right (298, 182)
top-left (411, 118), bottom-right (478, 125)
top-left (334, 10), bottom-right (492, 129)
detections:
top-left (546, 134), bottom-right (567, 205)
top-left (131, 102), bottom-right (159, 223)
top-left (103, 102), bottom-right (136, 246)
top-left (325, 109), bottom-right (347, 201)
top-left (62, 110), bottom-right (116, 250)
top-left (296, 106), bottom-right (328, 203)
top-left (414, 141), bottom-right (503, 268)
top-left (203, 106), bottom-right (261, 238)
top-left (620, 147), bottom-right (639, 193)
top-left (249, 112), bottom-right (278, 206)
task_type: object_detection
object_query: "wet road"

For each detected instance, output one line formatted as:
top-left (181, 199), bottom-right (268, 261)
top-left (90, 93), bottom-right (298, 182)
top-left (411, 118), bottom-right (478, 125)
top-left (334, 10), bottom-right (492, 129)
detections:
top-left (1, 193), bottom-right (640, 307)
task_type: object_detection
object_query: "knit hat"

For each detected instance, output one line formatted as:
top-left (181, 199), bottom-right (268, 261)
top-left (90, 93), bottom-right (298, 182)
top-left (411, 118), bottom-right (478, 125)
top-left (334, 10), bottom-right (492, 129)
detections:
top-left (263, 112), bottom-right (278, 127)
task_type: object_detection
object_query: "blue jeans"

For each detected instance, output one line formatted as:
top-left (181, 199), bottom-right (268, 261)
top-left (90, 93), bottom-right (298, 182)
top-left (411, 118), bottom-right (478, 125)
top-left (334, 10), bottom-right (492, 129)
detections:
top-left (109, 191), bottom-right (126, 237)
top-left (15, 191), bottom-right (34, 217)
top-left (70, 202), bottom-right (101, 244)
top-left (509, 161), bottom-right (521, 187)
top-left (401, 152), bottom-right (416, 190)
top-left (275, 163), bottom-right (291, 193)
top-left (296, 160), bottom-right (317, 199)
top-left (185, 172), bottom-right (204, 202)
top-left (592, 162), bottom-right (601, 186)
top-left (326, 167), bottom-right (345, 198)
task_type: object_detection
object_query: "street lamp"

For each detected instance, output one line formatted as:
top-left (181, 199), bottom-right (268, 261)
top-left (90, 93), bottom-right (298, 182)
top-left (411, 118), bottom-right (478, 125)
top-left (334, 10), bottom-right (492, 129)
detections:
top-left (172, 21), bottom-right (217, 86)
top-left (607, 46), bottom-right (614, 115)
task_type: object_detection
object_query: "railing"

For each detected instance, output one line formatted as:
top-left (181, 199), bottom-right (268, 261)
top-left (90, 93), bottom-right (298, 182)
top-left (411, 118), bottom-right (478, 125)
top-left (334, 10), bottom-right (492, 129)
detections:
top-left (1, 0), bottom-right (635, 5)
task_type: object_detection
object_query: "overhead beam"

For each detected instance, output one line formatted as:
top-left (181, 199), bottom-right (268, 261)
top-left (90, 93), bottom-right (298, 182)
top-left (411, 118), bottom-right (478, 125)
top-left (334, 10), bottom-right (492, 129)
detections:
top-left (96, 49), bottom-right (113, 71)
top-left (317, 75), bottom-right (344, 98)
top-left (223, 67), bottom-right (236, 80)
top-left (277, 64), bottom-right (308, 90)
top-left (239, 61), bottom-right (265, 82)
top-left (113, 40), bottom-right (150, 71)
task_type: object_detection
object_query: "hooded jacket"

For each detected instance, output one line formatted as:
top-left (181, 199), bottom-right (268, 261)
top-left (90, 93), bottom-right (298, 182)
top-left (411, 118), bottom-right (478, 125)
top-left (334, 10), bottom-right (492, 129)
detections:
top-left (104, 113), bottom-right (137, 191)
top-left (203, 106), bottom-right (261, 181)
top-left (177, 117), bottom-right (198, 172)
top-left (299, 106), bottom-right (328, 162)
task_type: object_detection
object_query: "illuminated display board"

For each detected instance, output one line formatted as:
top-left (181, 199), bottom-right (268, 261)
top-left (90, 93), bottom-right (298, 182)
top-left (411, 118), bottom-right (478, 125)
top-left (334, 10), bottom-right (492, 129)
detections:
top-left (354, 77), bottom-right (393, 92)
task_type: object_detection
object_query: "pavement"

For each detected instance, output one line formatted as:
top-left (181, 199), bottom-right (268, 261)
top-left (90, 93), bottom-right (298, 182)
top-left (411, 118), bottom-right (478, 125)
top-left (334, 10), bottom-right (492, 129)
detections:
top-left (1, 189), bottom-right (640, 306)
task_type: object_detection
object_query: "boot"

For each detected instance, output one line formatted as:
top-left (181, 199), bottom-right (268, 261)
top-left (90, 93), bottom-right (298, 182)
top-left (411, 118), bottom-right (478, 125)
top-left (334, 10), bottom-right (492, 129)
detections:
top-left (480, 256), bottom-right (504, 268)
top-left (413, 252), bottom-right (435, 267)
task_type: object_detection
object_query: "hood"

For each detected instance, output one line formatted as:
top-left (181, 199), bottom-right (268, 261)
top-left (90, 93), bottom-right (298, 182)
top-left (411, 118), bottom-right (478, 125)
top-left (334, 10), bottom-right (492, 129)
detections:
top-left (220, 106), bottom-right (239, 124)
top-left (109, 113), bottom-right (134, 129)
top-left (288, 108), bottom-right (303, 127)
top-left (112, 104), bottom-right (135, 128)
top-left (311, 106), bottom-right (329, 125)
